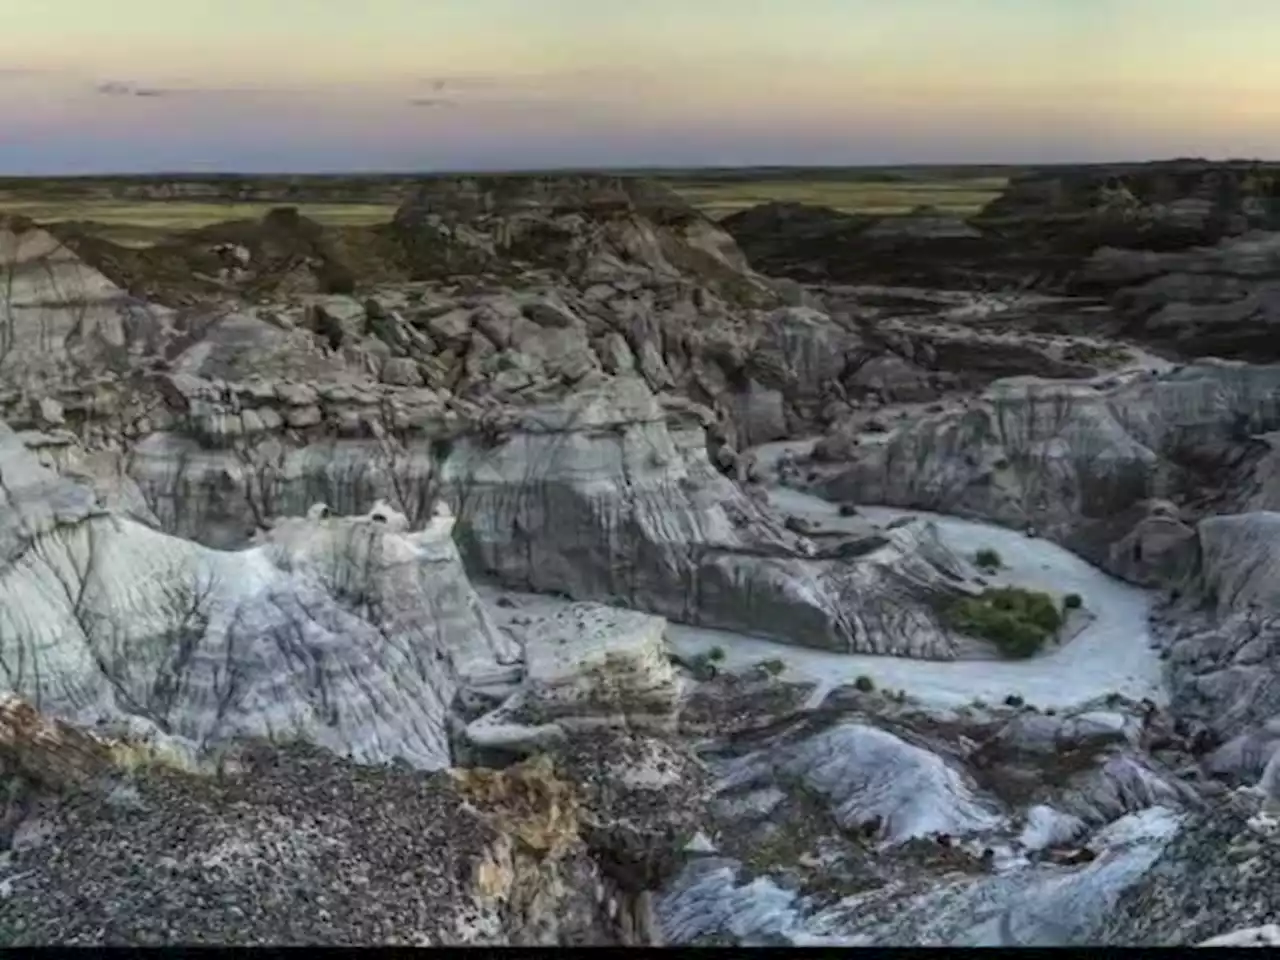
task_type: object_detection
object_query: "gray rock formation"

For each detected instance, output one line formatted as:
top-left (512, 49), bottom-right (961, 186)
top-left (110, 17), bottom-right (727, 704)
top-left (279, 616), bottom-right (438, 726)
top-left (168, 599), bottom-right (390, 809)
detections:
top-left (442, 377), bottom-right (982, 656)
top-left (656, 686), bottom-right (1205, 947)
top-left (1082, 232), bottom-right (1280, 361)
top-left (1098, 797), bottom-right (1280, 945)
top-left (821, 361), bottom-right (1280, 574)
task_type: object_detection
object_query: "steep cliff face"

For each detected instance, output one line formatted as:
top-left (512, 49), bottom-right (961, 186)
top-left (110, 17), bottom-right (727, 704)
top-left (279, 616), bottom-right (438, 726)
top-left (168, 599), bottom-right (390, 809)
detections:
top-left (1079, 232), bottom-right (1280, 361)
top-left (821, 361), bottom-right (1280, 576)
top-left (812, 361), bottom-right (1280, 791)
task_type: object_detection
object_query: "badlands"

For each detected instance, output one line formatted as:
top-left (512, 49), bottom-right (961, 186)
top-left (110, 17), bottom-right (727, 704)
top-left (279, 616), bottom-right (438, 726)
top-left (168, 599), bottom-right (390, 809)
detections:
top-left (2, 165), bottom-right (1280, 944)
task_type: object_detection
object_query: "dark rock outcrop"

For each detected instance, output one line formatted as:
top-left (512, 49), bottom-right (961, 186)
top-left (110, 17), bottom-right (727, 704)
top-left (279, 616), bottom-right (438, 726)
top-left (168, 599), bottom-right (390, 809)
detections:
top-left (720, 162), bottom-right (1280, 315)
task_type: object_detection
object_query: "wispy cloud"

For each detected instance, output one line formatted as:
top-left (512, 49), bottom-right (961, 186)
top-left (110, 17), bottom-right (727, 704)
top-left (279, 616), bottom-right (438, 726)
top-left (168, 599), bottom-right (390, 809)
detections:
top-left (415, 67), bottom-right (674, 102)
top-left (88, 78), bottom-right (316, 101)
top-left (96, 80), bottom-right (167, 97)
top-left (419, 75), bottom-right (503, 92)
top-left (407, 97), bottom-right (456, 108)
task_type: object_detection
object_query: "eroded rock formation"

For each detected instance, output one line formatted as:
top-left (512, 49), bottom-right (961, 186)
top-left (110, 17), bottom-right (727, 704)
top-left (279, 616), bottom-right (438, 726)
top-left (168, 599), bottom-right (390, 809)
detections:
top-left (4, 166), bottom-right (1280, 947)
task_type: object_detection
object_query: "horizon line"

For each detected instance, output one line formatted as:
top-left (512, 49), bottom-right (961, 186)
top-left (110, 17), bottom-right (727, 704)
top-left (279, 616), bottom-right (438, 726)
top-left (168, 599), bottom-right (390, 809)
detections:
top-left (2, 156), bottom-right (1277, 181)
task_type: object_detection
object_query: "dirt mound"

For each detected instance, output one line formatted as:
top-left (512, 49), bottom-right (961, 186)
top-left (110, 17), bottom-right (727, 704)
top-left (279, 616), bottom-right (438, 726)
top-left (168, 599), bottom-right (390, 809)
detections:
top-left (720, 201), bottom-right (1017, 289)
top-left (388, 175), bottom-right (775, 303)
top-left (394, 174), bottom-right (703, 227)
top-left (49, 207), bottom-right (405, 306)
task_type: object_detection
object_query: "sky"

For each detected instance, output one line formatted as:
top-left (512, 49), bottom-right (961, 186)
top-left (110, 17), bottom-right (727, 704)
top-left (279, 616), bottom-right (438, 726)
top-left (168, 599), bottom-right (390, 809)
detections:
top-left (2, 0), bottom-right (1279, 174)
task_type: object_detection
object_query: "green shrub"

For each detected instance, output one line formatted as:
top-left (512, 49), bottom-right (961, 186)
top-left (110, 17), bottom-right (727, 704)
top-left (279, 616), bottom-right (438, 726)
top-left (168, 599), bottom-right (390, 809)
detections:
top-left (1063, 593), bottom-right (1083, 610)
top-left (756, 658), bottom-right (786, 677)
top-left (707, 646), bottom-right (726, 663)
top-left (1004, 693), bottom-right (1025, 708)
top-left (974, 548), bottom-right (1003, 570)
top-left (854, 674), bottom-right (876, 693)
top-left (943, 586), bottom-right (1063, 659)
top-left (430, 436), bottom-right (455, 463)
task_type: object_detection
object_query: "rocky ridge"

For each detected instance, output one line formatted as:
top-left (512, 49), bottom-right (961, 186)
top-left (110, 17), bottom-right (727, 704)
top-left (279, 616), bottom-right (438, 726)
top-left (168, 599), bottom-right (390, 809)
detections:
top-left (722, 161), bottom-right (1280, 362)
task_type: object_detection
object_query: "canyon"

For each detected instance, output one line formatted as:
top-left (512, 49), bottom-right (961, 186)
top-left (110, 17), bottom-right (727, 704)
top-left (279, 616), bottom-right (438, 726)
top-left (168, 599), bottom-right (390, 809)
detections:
top-left (2, 164), bottom-right (1279, 945)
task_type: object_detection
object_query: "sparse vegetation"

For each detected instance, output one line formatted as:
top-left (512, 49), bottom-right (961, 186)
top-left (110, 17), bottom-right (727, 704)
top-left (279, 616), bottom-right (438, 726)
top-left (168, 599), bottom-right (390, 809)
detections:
top-left (707, 645), bottom-right (726, 663)
top-left (1004, 694), bottom-right (1025, 708)
top-left (943, 586), bottom-right (1063, 659)
top-left (973, 547), bottom-right (1003, 571)
top-left (1063, 593), bottom-right (1083, 611)
top-left (854, 674), bottom-right (876, 693)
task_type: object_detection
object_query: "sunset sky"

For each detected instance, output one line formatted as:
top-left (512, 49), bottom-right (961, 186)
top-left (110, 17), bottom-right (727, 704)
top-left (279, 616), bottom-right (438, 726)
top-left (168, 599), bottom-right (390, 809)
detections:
top-left (2, 0), bottom-right (1278, 173)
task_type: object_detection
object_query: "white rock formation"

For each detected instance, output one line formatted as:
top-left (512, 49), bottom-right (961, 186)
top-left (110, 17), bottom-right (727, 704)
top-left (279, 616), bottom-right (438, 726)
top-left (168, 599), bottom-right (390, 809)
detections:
top-left (0, 423), bottom-right (515, 770)
top-left (717, 720), bottom-right (1002, 846)
top-left (658, 806), bottom-right (1184, 947)
top-left (96, 373), bottom-right (983, 656)
top-left (1199, 925), bottom-right (1280, 947)
top-left (1017, 805), bottom-right (1089, 851)
top-left (787, 723), bottom-right (1003, 843)
top-left (465, 599), bottom-right (681, 754)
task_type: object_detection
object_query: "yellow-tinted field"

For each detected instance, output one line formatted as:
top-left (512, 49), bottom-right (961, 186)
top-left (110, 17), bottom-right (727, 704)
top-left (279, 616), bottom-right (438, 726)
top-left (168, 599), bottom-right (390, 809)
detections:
top-left (0, 174), bottom-right (1008, 245)
top-left (670, 176), bottom-right (1008, 218)
top-left (0, 198), bottom-right (396, 245)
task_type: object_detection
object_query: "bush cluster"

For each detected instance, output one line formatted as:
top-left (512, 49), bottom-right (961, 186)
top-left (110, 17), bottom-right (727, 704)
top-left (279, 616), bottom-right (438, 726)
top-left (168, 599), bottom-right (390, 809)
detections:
top-left (944, 586), bottom-right (1063, 659)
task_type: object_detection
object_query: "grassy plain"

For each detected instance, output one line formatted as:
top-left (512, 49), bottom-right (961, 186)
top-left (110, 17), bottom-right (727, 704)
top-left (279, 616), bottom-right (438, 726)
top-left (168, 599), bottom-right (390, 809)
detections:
top-left (0, 197), bottom-right (395, 246)
top-left (668, 175), bottom-right (1007, 218)
top-left (0, 167), bottom-right (1012, 246)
